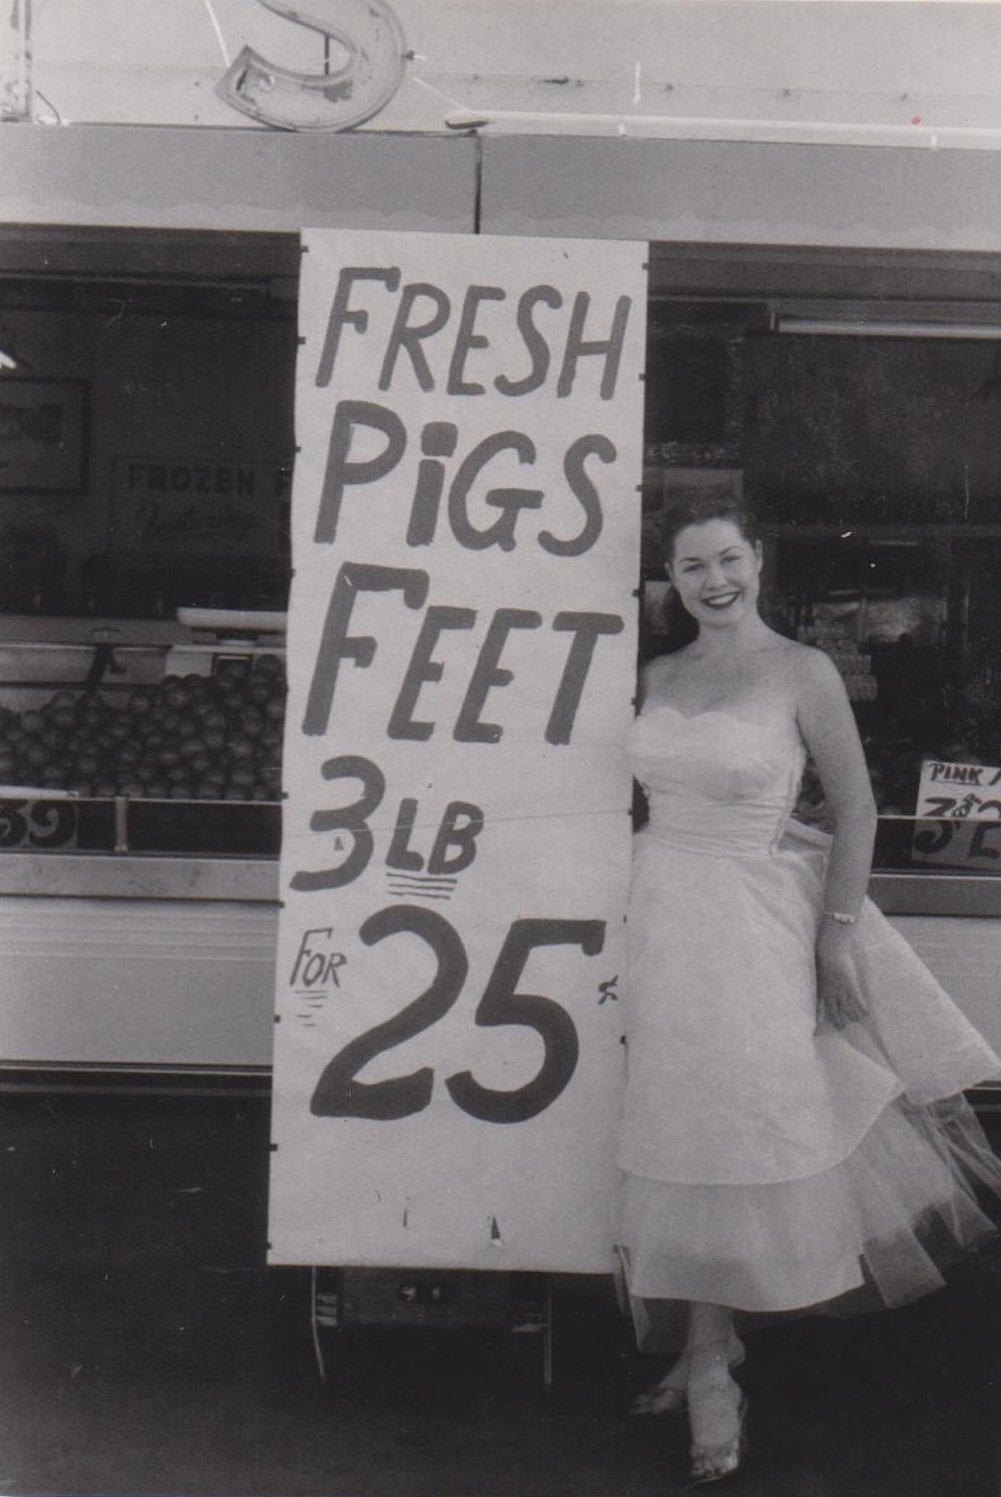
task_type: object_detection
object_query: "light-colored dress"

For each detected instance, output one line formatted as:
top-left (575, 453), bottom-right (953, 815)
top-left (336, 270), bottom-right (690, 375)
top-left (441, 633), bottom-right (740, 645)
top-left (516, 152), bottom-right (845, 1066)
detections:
top-left (617, 703), bottom-right (1001, 1316)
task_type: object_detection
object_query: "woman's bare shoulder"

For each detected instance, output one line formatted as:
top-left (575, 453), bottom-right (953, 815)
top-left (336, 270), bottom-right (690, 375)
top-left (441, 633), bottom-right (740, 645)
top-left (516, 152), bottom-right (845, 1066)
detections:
top-left (774, 636), bottom-right (842, 685)
top-left (768, 637), bottom-right (846, 712)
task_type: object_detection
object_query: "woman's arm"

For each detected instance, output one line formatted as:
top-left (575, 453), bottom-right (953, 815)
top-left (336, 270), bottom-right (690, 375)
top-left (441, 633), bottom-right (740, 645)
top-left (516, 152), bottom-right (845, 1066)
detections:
top-left (794, 647), bottom-right (878, 1030)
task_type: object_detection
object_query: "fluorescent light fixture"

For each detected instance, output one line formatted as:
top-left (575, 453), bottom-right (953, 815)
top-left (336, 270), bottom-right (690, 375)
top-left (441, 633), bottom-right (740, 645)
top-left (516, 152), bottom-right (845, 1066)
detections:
top-left (776, 316), bottom-right (1001, 340)
top-left (0, 350), bottom-right (16, 370)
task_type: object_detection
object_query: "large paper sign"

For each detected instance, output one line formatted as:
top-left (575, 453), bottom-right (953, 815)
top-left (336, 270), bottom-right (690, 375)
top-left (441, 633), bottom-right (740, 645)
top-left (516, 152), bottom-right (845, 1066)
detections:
top-left (268, 230), bottom-right (647, 1271)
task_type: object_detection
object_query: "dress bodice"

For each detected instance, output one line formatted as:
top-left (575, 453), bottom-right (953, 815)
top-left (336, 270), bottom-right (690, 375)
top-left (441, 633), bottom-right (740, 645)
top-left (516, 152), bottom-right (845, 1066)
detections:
top-left (628, 704), bottom-right (806, 858)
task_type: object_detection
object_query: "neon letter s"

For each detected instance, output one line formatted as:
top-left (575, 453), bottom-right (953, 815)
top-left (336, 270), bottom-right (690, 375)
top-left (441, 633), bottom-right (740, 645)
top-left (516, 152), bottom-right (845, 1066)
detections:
top-left (218, 0), bottom-right (406, 132)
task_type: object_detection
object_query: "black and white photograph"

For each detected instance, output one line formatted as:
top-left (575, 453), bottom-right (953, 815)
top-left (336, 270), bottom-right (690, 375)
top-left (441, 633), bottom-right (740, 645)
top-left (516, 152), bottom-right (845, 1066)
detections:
top-left (2, 3), bottom-right (1001, 1496)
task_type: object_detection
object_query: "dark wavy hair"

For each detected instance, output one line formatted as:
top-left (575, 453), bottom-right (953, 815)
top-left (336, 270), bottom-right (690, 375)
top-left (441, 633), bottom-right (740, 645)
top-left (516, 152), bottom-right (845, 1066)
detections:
top-left (644, 492), bottom-right (765, 657)
top-left (660, 492), bottom-right (762, 567)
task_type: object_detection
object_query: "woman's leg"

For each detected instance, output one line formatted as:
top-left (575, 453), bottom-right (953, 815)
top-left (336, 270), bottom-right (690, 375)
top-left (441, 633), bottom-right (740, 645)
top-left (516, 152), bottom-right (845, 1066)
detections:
top-left (685, 1302), bottom-right (739, 1371)
top-left (631, 1301), bottom-right (744, 1416)
top-left (684, 1302), bottom-right (747, 1483)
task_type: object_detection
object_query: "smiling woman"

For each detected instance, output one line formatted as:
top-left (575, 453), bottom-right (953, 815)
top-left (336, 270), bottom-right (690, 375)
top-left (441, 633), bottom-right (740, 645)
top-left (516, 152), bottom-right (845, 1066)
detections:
top-left (667, 516), bottom-right (762, 632)
top-left (617, 488), bottom-right (1001, 1485)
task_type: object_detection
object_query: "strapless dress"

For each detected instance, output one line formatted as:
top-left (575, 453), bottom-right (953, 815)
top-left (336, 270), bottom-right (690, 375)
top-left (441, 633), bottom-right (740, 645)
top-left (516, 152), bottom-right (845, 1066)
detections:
top-left (616, 703), bottom-right (1001, 1320)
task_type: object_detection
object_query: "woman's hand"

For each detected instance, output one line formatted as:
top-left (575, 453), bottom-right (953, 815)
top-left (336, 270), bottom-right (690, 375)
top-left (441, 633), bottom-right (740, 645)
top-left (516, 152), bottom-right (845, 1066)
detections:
top-left (815, 924), bottom-right (868, 1033)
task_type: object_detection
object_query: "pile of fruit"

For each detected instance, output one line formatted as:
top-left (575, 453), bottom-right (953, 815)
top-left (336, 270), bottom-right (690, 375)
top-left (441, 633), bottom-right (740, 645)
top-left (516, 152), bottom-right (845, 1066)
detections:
top-left (0, 656), bottom-right (286, 801)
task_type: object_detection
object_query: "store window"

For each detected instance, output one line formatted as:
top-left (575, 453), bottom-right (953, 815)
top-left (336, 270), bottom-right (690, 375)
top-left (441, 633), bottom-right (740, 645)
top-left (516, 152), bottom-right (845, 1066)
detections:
top-left (641, 246), bottom-right (1001, 891)
top-left (0, 228), bottom-right (298, 619)
top-left (0, 228), bottom-right (298, 841)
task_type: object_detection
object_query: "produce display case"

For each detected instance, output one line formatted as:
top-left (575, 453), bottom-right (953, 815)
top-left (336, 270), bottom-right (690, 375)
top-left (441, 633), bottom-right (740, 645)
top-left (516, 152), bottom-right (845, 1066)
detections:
top-left (0, 610), bottom-right (284, 811)
top-left (0, 612), bottom-right (286, 1075)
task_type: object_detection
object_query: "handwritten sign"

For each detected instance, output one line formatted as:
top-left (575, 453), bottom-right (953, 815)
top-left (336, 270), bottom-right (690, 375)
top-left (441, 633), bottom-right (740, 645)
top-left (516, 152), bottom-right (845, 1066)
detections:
top-left (913, 759), bottom-right (1001, 869)
top-left (911, 818), bottom-right (1001, 869)
top-left (916, 759), bottom-right (1001, 819)
top-left (112, 457), bottom-right (291, 556)
top-left (268, 230), bottom-right (647, 1270)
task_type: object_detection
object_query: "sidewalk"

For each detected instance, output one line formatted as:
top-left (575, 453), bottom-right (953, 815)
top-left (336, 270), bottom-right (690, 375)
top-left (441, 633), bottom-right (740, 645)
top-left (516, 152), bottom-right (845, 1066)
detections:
top-left (0, 1087), bottom-right (996, 1497)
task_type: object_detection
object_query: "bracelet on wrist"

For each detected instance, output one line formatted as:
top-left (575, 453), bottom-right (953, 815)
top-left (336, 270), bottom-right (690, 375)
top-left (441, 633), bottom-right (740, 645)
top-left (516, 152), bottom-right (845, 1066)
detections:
top-left (823, 909), bottom-right (858, 927)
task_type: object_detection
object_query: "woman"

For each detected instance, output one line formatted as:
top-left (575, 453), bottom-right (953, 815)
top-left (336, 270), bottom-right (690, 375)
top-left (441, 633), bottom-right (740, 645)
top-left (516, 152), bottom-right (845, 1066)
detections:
top-left (617, 494), bottom-right (1001, 1484)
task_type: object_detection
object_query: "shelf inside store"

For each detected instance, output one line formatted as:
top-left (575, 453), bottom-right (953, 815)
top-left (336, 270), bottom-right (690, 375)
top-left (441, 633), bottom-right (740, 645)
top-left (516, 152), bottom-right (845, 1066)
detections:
top-left (0, 792), bottom-right (281, 858)
top-left (0, 849), bottom-right (279, 902)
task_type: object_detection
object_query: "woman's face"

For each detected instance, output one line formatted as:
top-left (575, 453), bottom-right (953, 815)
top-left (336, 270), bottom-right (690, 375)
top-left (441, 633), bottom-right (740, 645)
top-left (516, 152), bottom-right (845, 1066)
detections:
top-left (667, 518), bottom-right (762, 631)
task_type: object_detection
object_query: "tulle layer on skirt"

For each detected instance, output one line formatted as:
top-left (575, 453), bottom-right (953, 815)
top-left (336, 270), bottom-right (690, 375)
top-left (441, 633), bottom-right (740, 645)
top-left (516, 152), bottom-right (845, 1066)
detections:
top-left (616, 1089), bottom-right (1001, 1329)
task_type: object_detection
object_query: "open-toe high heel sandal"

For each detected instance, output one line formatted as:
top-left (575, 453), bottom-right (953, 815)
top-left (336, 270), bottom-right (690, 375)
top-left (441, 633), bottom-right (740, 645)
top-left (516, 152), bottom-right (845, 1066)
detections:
top-left (630, 1344), bottom-right (746, 1418)
top-left (687, 1387), bottom-right (748, 1487)
top-left (630, 1372), bottom-right (689, 1417)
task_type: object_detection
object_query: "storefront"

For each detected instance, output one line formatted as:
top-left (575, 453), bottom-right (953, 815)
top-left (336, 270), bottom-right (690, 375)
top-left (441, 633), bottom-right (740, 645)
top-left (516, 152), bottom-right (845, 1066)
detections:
top-left (3, 4), bottom-right (1001, 1081)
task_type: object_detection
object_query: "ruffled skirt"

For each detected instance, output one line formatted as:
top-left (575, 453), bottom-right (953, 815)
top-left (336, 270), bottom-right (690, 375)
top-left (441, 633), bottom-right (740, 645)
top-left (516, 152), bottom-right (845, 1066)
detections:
top-left (618, 1090), bottom-right (1001, 1325)
top-left (615, 820), bottom-right (1001, 1333)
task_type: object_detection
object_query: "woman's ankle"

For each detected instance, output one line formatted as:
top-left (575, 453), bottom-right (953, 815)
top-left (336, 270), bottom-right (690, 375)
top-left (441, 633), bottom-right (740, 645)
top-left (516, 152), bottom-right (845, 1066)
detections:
top-left (688, 1355), bottom-right (739, 1391)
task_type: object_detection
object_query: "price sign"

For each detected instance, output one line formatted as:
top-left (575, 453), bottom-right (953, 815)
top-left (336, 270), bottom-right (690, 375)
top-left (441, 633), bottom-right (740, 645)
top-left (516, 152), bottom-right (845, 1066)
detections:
top-left (913, 760), bottom-right (1001, 869)
top-left (911, 818), bottom-right (1001, 869)
top-left (0, 798), bottom-right (78, 850)
top-left (916, 759), bottom-right (1001, 820)
top-left (268, 230), bottom-right (647, 1270)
